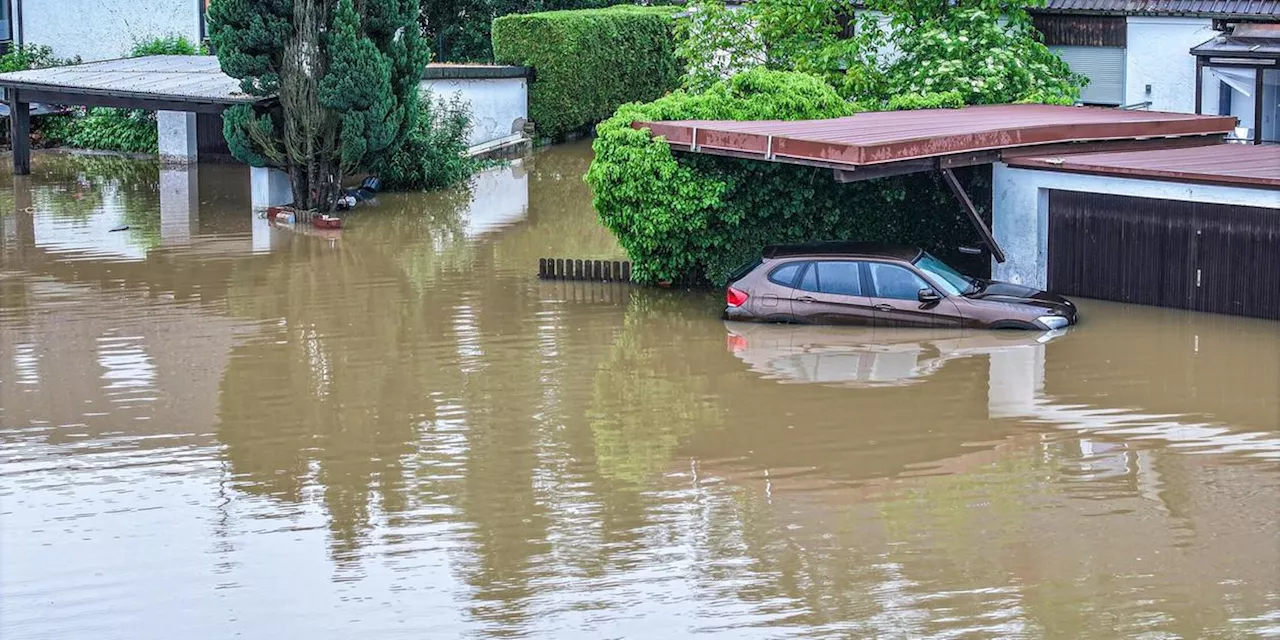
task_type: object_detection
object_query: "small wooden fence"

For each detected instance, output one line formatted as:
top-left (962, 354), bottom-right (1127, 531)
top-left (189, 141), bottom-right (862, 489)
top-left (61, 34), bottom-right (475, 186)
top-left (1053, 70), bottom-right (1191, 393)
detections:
top-left (539, 258), bottom-right (631, 282)
top-left (537, 258), bottom-right (712, 288)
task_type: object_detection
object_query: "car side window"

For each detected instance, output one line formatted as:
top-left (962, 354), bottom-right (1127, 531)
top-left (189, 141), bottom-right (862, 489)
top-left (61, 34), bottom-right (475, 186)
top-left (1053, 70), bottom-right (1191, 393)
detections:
top-left (868, 262), bottom-right (929, 300)
top-left (816, 261), bottom-right (862, 296)
top-left (798, 263), bottom-right (819, 292)
top-left (768, 262), bottom-right (804, 287)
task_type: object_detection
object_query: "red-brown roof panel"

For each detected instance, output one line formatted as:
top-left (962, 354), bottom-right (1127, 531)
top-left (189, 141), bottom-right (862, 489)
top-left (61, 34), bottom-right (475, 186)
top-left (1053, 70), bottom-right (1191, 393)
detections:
top-left (636, 104), bottom-right (1236, 167)
top-left (1005, 144), bottom-right (1280, 188)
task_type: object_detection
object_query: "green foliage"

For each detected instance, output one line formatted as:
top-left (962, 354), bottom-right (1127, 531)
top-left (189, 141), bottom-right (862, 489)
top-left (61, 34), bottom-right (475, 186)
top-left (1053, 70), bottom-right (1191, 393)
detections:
top-left (884, 8), bottom-right (1082, 106)
top-left (64, 107), bottom-right (159, 154)
top-left (210, 0), bottom-right (428, 209)
top-left (128, 34), bottom-right (203, 56)
top-left (373, 92), bottom-right (482, 191)
top-left (678, 0), bottom-right (1082, 106)
top-left (588, 69), bottom-right (990, 284)
top-left (423, 0), bottom-right (623, 63)
top-left (492, 5), bottom-right (682, 140)
top-left (0, 44), bottom-right (78, 72)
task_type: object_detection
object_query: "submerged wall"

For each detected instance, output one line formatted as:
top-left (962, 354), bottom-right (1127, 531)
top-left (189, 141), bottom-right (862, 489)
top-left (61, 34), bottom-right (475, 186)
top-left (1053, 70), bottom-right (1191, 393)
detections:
top-left (419, 65), bottom-right (530, 153)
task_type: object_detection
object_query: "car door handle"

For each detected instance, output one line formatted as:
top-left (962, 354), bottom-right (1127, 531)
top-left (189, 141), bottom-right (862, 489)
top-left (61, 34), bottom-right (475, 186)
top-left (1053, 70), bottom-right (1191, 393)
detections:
top-left (796, 296), bottom-right (816, 303)
top-left (875, 304), bottom-right (894, 312)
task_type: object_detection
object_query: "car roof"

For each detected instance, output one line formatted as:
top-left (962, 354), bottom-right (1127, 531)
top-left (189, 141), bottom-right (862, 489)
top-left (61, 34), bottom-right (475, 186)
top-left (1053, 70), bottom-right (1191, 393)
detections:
top-left (762, 242), bottom-right (922, 262)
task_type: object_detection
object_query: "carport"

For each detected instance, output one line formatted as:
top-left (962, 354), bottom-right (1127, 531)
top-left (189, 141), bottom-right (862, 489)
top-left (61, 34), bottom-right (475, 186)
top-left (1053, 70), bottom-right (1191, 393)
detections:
top-left (0, 55), bottom-right (257, 174)
top-left (638, 104), bottom-right (1236, 265)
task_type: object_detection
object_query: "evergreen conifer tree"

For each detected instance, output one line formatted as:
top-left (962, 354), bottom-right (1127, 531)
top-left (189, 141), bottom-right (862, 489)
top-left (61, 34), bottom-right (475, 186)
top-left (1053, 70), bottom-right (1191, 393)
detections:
top-left (208, 0), bottom-right (427, 210)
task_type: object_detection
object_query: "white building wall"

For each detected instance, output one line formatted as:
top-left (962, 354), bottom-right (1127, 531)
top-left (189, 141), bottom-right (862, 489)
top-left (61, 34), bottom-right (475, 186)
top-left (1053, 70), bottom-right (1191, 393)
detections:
top-left (1124, 17), bottom-right (1220, 113)
top-left (20, 0), bottom-right (201, 62)
top-left (419, 76), bottom-right (528, 150)
top-left (991, 163), bottom-right (1280, 289)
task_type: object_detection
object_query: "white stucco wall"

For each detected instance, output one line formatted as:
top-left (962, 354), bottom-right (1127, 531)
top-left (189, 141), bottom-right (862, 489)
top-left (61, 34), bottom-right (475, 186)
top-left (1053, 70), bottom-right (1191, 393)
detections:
top-left (991, 162), bottom-right (1280, 289)
top-left (419, 76), bottom-right (528, 150)
top-left (1124, 17), bottom-right (1220, 113)
top-left (20, 0), bottom-right (201, 62)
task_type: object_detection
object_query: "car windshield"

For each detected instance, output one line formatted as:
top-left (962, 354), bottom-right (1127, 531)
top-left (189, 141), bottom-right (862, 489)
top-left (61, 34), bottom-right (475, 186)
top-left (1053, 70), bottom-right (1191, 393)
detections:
top-left (912, 252), bottom-right (974, 296)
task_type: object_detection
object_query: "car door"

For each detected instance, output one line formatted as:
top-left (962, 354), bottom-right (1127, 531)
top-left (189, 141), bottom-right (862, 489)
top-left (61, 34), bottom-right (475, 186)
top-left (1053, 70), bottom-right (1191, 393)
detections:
top-left (790, 260), bottom-right (877, 325)
top-left (865, 261), bottom-right (937, 328)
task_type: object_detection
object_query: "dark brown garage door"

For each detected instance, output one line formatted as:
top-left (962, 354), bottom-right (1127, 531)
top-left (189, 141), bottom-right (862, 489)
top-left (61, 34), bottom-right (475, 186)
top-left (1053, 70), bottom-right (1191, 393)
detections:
top-left (1048, 190), bottom-right (1280, 320)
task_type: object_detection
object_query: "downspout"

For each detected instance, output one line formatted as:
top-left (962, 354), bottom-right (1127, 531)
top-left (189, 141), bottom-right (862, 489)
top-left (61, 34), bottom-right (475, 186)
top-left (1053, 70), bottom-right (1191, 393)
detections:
top-left (14, 0), bottom-right (22, 46)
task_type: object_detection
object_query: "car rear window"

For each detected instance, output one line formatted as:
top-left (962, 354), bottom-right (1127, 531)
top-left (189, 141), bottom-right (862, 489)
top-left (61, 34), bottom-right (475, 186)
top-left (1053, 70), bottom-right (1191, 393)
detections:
top-left (727, 257), bottom-right (763, 282)
top-left (768, 262), bottom-right (805, 287)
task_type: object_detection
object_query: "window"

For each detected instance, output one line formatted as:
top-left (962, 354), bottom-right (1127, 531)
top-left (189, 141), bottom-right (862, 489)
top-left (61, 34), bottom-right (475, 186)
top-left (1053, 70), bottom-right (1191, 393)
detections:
top-left (869, 263), bottom-right (928, 300)
top-left (0, 0), bottom-right (11, 43)
top-left (798, 263), bottom-right (818, 292)
top-left (815, 261), bottom-right (862, 296)
top-left (768, 262), bottom-right (804, 287)
top-left (912, 252), bottom-right (970, 296)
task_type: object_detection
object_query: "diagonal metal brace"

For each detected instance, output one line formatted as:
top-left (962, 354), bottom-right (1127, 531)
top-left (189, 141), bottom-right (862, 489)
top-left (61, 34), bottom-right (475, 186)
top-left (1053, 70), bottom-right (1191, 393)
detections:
top-left (940, 167), bottom-right (1005, 264)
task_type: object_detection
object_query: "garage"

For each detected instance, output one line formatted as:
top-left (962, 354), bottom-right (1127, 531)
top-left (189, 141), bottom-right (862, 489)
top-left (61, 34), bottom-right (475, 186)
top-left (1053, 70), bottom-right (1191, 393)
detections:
top-left (1047, 191), bottom-right (1280, 319)
top-left (993, 144), bottom-right (1280, 321)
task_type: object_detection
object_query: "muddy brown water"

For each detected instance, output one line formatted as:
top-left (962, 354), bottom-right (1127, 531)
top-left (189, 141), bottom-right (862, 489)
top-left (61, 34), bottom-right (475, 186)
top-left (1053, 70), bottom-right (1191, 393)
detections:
top-left (2, 143), bottom-right (1278, 639)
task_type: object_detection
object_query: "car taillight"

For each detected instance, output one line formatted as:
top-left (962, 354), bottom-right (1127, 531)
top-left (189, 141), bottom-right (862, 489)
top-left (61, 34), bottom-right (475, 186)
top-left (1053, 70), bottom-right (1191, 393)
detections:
top-left (726, 287), bottom-right (749, 308)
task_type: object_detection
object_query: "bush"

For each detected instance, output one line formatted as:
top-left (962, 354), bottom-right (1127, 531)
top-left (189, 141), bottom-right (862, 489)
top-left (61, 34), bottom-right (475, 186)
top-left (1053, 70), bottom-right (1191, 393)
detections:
top-left (373, 92), bottom-right (481, 191)
top-left (0, 44), bottom-right (78, 72)
top-left (128, 34), bottom-right (202, 57)
top-left (586, 69), bottom-right (988, 284)
top-left (492, 5), bottom-right (682, 140)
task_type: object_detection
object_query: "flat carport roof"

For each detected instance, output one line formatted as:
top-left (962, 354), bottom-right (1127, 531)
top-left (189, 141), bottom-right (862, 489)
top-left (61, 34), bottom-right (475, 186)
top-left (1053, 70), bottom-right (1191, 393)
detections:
top-left (638, 104), bottom-right (1236, 181)
top-left (635, 104), bottom-right (1239, 263)
top-left (1006, 144), bottom-right (1280, 190)
top-left (0, 55), bottom-right (256, 113)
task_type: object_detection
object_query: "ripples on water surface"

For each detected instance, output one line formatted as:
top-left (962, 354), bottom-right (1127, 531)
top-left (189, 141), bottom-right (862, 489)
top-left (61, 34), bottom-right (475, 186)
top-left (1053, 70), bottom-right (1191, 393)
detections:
top-left (1, 145), bottom-right (1278, 639)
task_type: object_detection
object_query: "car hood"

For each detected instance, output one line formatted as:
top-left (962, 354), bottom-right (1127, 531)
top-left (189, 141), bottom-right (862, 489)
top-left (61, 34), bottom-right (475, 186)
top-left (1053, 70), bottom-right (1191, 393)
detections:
top-left (966, 282), bottom-right (1076, 316)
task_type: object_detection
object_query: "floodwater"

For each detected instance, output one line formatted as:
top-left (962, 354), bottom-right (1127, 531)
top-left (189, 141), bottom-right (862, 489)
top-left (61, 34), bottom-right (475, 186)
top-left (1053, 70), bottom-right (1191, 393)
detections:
top-left (2, 143), bottom-right (1278, 639)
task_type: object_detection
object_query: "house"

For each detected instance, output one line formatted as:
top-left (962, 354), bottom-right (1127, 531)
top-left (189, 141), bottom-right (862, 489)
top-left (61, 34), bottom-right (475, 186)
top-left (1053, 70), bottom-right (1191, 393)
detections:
top-left (1030, 1), bottom-right (1278, 143)
top-left (0, 0), bottom-right (209, 61)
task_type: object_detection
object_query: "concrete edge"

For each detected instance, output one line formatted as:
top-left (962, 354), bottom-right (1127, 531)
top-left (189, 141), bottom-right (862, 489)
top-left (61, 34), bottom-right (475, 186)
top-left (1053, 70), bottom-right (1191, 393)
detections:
top-left (422, 65), bottom-right (533, 81)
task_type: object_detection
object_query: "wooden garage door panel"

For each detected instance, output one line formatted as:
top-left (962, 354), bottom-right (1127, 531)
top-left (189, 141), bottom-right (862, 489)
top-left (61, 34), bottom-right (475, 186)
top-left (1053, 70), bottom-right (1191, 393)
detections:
top-left (1048, 190), bottom-right (1280, 320)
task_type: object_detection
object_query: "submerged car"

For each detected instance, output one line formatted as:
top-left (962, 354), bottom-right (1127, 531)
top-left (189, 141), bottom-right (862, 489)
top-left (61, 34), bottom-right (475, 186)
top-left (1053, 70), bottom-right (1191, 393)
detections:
top-left (723, 243), bottom-right (1077, 330)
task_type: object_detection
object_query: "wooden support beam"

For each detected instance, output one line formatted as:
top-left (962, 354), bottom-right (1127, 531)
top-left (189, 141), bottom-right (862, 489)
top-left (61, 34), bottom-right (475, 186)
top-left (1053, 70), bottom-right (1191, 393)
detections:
top-left (940, 168), bottom-right (1005, 264)
top-left (9, 90), bottom-right (30, 176)
top-left (11, 87), bottom-right (234, 114)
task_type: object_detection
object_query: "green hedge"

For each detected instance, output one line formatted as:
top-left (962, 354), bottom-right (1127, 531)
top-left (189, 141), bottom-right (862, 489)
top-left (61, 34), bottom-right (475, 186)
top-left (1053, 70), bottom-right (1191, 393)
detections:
top-left (492, 5), bottom-right (682, 140)
top-left (586, 69), bottom-right (988, 285)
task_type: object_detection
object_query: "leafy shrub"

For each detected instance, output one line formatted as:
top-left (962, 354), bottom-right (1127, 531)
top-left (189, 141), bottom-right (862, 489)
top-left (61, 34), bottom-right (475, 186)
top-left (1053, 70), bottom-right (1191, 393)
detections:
top-left (128, 34), bottom-right (203, 57)
top-left (492, 5), bottom-right (682, 140)
top-left (373, 92), bottom-right (482, 191)
top-left (587, 69), bottom-right (989, 284)
top-left (0, 44), bottom-right (79, 72)
top-left (64, 107), bottom-right (159, 154)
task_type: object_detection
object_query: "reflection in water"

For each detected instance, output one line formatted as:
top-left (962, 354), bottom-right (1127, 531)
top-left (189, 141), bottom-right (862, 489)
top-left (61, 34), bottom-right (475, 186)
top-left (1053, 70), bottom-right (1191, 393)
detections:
top-left (1, 144), bottom-right (1278, 639)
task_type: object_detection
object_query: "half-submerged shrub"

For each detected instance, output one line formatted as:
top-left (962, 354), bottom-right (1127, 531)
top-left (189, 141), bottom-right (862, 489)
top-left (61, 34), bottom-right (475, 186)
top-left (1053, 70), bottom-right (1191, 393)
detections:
top-left (374, 92), bottom-right (480, 191)
top-left (492, 5), bottom-right (682, 140)
top-left (587, 69), bottom-right (986, 285)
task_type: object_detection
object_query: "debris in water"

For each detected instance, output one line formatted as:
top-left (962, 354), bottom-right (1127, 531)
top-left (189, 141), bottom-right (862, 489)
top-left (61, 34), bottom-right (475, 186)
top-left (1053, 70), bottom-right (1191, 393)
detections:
top-left (109, 225), bottom-right (129, 232)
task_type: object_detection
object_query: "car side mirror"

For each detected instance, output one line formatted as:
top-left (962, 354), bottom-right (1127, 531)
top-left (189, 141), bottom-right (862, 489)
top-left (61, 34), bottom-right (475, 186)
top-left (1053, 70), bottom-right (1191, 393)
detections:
top-left (918, 287), bottom-right (941, 303)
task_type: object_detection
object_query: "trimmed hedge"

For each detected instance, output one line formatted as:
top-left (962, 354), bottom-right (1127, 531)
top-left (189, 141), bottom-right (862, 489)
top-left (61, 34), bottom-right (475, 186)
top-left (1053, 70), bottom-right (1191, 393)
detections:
top-left (492, 5), bottom-right (682, 140)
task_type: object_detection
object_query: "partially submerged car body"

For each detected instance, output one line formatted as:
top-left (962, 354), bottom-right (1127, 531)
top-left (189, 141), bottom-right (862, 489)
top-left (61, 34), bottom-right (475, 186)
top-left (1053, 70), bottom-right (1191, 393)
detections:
top-left (724, 243), bottom-right (1078, 330)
